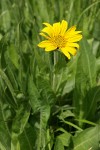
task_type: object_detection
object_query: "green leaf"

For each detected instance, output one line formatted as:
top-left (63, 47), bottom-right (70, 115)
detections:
top-left (75, 119), bottom-right (96, 126)
top-left (37, 105), bottom-right (51, 150)
top-left (0, 33), bottom-right (3, 41)
top-left (11, 103), bottom-right (30, 135)
top-left (8, 44), bottom-right (19, 69)
top-left (54, 138), bottom-right (64, 150)
top-left (93, 40), bottom-right (100, 56)
top-left (0, 69), bottom-right (17, 107)
top-left (11, 103), bottom-right (30, 149)
top-left (59, 110), bottom-right (75, 119)
top-left (28, 75), bottom-right (41, 113)
top-left (36, 0), bottom-right (49, 22)
top-left (0, 102), bottom-right (11, 150)
top-left (37, 75), bottom-right (56, 105)
top-left (73, 39), bottom-right (96, 125)
top-left (34, 49), bottom-right (49, 72)
top-left (54, 57), bottom-right (78, 95)
top-left (0, 0), bottom-right (11, 32)
top-left (60, 119), bottom-right (83, 132)
top-left (57, 132), bottom-right (71, 147)
top-left (6, 64), bottom-right (19, 90)
top-left (19, 124), bottom-right (36, 150)
top-left (0, 142), bottom-right (6, 150)
top-left (73, 125), bottom-right (100, 150)
top-left (85, 86), bottom-right (100, 120)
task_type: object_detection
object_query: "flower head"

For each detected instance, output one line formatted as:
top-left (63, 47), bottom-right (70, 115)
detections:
top-left (38, 20), bottom-right (82, 59)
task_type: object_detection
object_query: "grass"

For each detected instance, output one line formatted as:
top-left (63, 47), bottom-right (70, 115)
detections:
top-left (0, 0), bottom-right (100, 150)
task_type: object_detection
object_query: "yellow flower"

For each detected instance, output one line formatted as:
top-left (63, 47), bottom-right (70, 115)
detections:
top-left (38, 20), bottom-right (82, 59)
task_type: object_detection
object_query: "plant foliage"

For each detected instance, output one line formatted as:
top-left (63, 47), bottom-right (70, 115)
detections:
top-left (0, 0), bottom-right (100, 150)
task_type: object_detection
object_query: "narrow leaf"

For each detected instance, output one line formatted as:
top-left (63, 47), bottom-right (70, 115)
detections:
top-left (73, 39), bottom-right (96, 125)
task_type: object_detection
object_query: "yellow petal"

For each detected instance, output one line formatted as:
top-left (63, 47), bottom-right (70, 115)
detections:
top-left (74, 31), bottom-right (82, 34)
top-left (61, 47), bottom-right (71, 59)
top-left (42, 27), bottom-right (53, 37)
top-left (65, 26), bottom-right (82, 38)
top-left (65, 26), bottom-right (76, 38)
top-left (39, 33), bottom-right (50, 39)
top-left (65, 31), bottom-right (82, 38)
top-left (68, 34), bottom-right (82, 42)
top-left (45, 45), bottom-right (57, 51)
top-left (43, 22), bottom-right (52, 28)
top-left (60, 20), bottom-right (68, 35)
top-left (38, 40), bottom-right (52, 48)
top-left (53, 22), bottom-right (60, 36)
top-left (66, 26), bottom-right (76, 34)
top-left (67, 47), bottom-right (77, 55)
top-left (66, 42), bottom-right (79, 49)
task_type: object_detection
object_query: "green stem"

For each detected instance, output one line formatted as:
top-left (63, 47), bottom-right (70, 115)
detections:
top-left (53, 51), bottom-right (58, 90)
top-left (54, 51), bottom-right (58, 66)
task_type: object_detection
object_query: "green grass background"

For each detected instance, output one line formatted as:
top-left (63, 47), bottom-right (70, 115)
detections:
top-left (0, 0), bottom-right (100, 150)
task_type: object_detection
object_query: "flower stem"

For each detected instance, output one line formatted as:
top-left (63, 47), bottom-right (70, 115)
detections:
top-left (54, 51), bottom-right (58, 66)
top-left (53, 51), bottom-right (58, 90)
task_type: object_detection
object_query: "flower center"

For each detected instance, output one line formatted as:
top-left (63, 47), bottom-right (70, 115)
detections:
top-left (51, 35), bottom-right (66, 48)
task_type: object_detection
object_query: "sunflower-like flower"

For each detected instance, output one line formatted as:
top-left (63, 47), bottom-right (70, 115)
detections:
top-left (38, 20), bottom-right (82, 59)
